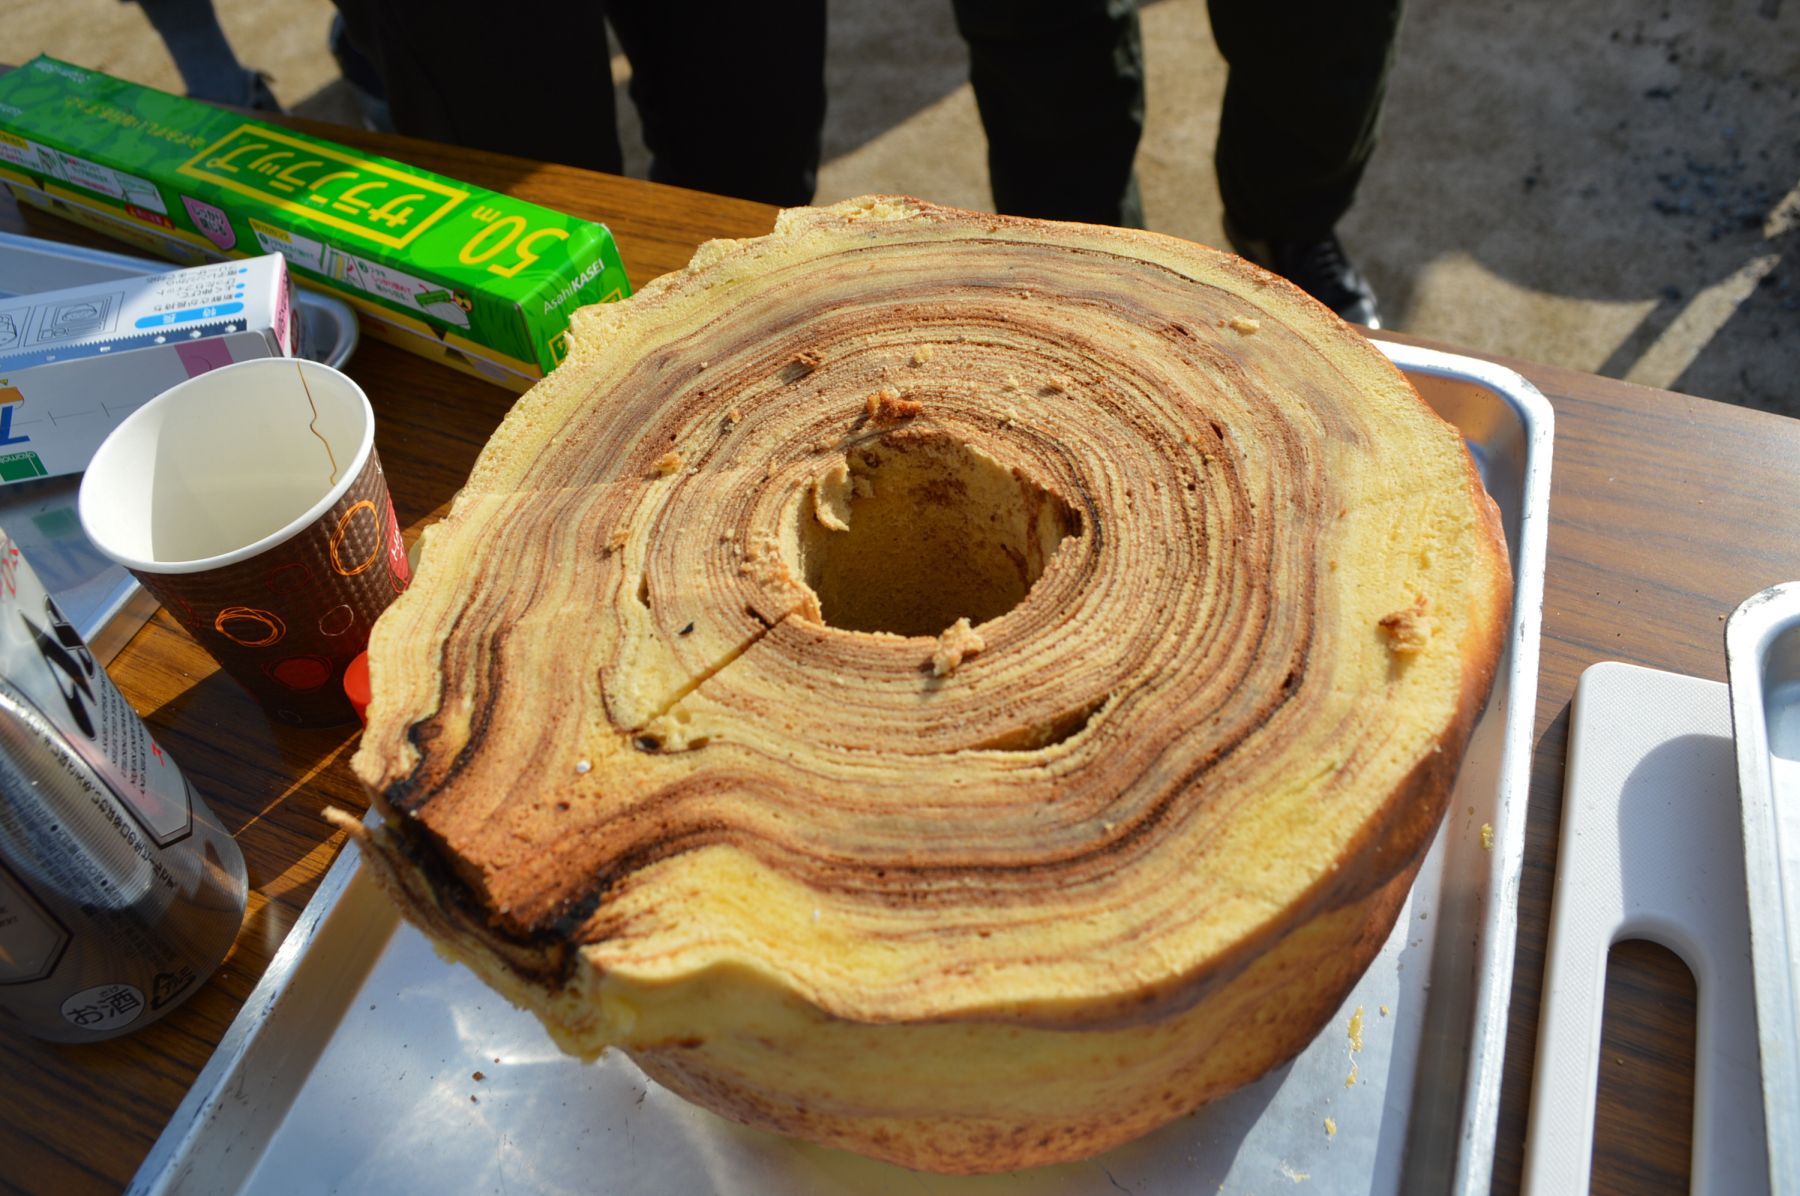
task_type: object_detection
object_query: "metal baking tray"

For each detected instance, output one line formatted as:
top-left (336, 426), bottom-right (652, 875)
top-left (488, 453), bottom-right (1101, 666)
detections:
top-left (128, 341), bottom-right (1553, 1196)
top-left (1727, 582), bottom-right (1800, 1194)
top-left (0, 232), bottom-right (359, 660)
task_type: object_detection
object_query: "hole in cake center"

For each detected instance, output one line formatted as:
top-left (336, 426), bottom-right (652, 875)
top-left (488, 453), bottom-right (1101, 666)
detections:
top-left (797, 434), bottom-right (1081, 637)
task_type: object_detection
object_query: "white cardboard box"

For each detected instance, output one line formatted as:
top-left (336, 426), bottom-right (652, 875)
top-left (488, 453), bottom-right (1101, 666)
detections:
top-left (0, 253), bottom-right (295, 484)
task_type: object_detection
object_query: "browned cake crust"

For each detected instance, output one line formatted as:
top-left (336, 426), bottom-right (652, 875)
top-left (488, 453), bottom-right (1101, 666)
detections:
top-left (347, 196), bottom-right (1512, 1172)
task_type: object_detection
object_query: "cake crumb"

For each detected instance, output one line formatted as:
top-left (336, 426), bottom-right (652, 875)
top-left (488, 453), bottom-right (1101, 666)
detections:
top-left (1278, 1162), bottom-right (1311, 1183)
top-left (1348, 1005), bottom-right (1365, 1052)
top-left (1481, 823), bottom-right (1495, 851)
top-left (473, 1071), bottom-right (485, 1082)
top-left (1378, 597), bottom-right (1432, 655)
top-left (1228, 316), bottom-right (1262, 334)
top-left (866, 386), bottom-right (923, 424)
top-left (741, 534), bottom-right (823, 623)
top-left (606, 529), bottom-right (629, 554)
top-left (1324, 1117), bottom-right (1337, 1137)
top-left (910, 346), bottom-right (934, 366)
top-left (1379, 1004), bottom-right (1390, 1017)
top-left (791, 349), bottom-right (823, 373)
top-left (725, 406), bottom-right (743, 424)
top-left (812, 459), bottom-right (854, 532)
top-left (654, 450), bottom-right (684, 476)
top-left (931, 617), bottom-right (985, 676)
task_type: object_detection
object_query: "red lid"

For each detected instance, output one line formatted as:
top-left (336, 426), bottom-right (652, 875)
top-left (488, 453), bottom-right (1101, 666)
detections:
top-left (344, 651), bottom-right (371, 726)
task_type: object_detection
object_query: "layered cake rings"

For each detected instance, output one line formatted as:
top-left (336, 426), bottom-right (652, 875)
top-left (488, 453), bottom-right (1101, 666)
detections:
top-left (345, 196), bottom-right (1511, 1172)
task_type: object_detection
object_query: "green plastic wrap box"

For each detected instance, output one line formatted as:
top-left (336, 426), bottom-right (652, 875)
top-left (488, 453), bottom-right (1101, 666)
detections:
top-left (0, 56), bottom-right (631, 390)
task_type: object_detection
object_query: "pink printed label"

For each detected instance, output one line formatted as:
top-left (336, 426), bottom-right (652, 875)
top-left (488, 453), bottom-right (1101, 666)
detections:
top-left (182, 196), bottom-right (237, 252)
top-left (174, 338), bottom-right (234, 377)
top-left (274, 269), bottom-right (295, 358)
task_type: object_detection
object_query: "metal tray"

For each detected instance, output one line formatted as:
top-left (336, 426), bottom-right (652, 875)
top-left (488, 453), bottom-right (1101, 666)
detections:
top-left (1728, 582), bottom-right (1800, 1193)
top-left (0, 232), bottom-right (359, 660)
top-left (129, 341), bottom-right (1553, 1196)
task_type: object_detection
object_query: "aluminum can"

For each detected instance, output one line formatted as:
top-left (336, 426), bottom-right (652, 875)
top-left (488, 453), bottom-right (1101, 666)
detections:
top-left (0, 529), bottom-right (246, 1042)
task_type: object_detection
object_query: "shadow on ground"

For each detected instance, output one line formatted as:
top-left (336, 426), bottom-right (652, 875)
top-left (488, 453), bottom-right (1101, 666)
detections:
top-left (1349, 2), bottom-right (1798, 414)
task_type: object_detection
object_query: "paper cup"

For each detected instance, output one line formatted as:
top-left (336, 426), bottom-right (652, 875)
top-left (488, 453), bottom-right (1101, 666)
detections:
top-left (79, 358), bottom-right (409, 726)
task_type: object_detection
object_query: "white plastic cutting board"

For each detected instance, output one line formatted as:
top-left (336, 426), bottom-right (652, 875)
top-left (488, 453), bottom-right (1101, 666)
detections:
top-left (1524, 661), bottom-right (1769, 1194)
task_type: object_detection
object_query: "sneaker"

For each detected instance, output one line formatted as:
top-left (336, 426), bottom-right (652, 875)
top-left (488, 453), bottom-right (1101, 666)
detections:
top-left (1224, 217), bottom-right (1382, 329)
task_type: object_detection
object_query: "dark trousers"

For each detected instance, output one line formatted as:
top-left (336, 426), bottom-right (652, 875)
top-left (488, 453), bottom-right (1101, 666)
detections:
top-left (331, 0), bottom-right (1396, 231)
top-left (954, 0), bottom-right (1403, 236)
top-left (328, 1), bottom-right (827, 208)
top-left (953, 0), bottom-right (1148, 228)
top-left (1211, 0), bottom-right (1404, 239)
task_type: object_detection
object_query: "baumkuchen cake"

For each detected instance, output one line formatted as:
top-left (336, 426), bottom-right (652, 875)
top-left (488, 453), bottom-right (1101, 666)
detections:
top-left (345, 196), bottom-right (1511, 1173)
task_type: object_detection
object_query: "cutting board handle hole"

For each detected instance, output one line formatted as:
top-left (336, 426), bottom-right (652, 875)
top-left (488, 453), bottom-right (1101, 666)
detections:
top-left (1590, 938), bottom-right (1697, 1194)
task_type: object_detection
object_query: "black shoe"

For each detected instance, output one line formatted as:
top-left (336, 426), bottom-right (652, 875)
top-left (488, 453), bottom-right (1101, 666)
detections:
top-left (242, 70), bottom-right (282, 114)
top-left (184, 68), bottom-right (282, 114)
top-left (1224, 217), bottom-right (1382, 329)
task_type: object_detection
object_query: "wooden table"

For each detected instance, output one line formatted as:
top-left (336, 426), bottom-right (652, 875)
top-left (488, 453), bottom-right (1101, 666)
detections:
top-left (3, 122), bottom-right (1795, 1196)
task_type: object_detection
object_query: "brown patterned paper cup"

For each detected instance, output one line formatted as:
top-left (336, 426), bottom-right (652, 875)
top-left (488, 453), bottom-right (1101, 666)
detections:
top-left (78, 358), bottom-right (409, 726)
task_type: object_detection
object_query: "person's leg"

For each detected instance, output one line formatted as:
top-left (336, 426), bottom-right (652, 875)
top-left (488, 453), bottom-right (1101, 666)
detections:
top-left (136, 0), bottom-right (280, 110)
top-left (1208, 0), bottom-right (1399, 325)
top-left (328, 1), bottom-right (625, 175)
top-left (329, 13), bottom-right (393, 132)
top-left (606, 1), bottom-right (827, 207)
top-left (1209, 0), bottom-right (1403, 241)
top-left (951, 0), bottom-right (1144, 228)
